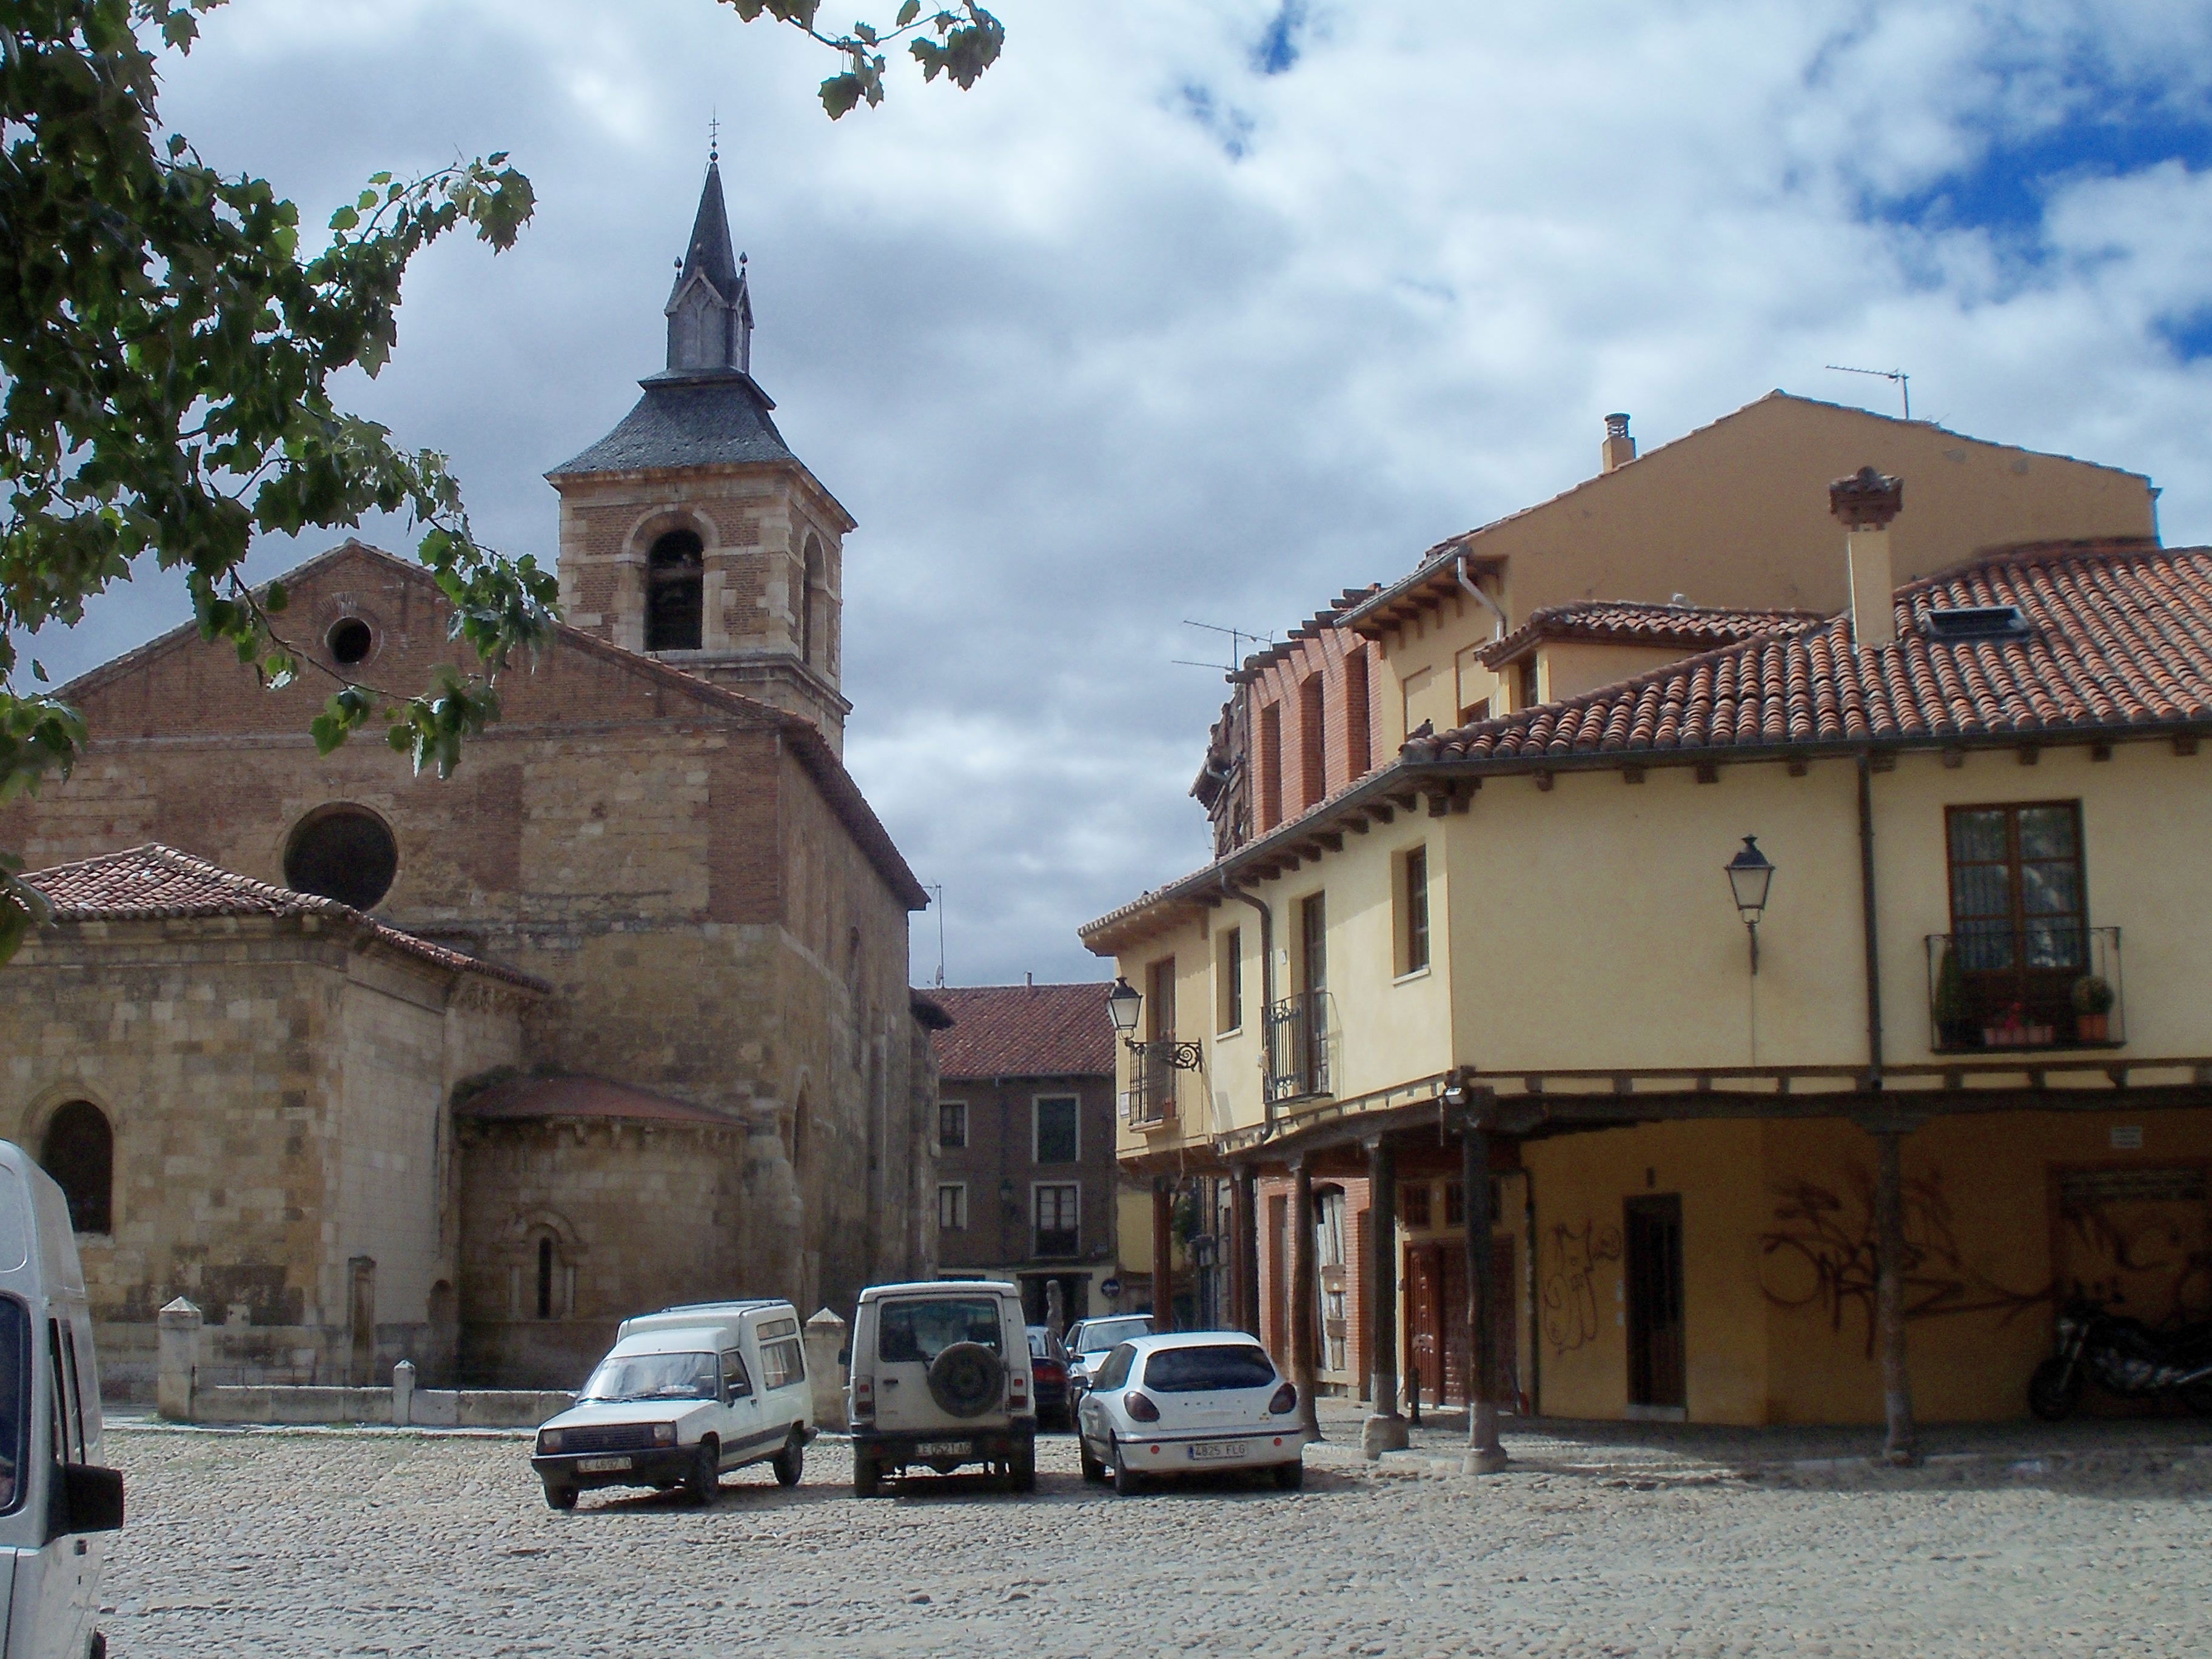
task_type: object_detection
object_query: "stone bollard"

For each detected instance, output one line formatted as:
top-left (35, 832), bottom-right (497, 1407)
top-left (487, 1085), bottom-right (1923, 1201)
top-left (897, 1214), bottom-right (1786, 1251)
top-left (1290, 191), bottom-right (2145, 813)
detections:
top-left (804, 1307), bottom-right (849, 1432)
top-left (156, 1297), bottom-right (203, 1421)
top-left (392, 1359), bottom-right (417, 1427)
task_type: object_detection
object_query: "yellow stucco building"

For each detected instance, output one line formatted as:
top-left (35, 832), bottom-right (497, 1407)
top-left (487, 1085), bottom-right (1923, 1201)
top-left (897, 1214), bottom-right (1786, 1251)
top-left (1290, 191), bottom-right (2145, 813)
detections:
top-left (1090, 397), bottom-right (2208, 1457)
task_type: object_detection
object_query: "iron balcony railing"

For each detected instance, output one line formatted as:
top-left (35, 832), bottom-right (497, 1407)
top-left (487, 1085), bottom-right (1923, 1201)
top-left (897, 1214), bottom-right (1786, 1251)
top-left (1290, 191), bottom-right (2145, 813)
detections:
top-left (1925, 925), bottom-right (2123, 1053)
top-left (1265, 990), bottom-right (1331, 1102)
top-left (1123, 1037), bottom-right (1197, 1127)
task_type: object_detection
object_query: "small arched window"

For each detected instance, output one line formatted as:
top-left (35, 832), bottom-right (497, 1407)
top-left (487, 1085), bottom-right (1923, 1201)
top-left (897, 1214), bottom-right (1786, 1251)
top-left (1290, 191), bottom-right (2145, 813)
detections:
top-left (800, 535), bottom-right (825, 668)
top-left (42, 1102), bottom-right (112, 1235)
top-left (536, 1235), bottom-right (555, 1320)
top-left (646, 529), bottom-right (705, 652)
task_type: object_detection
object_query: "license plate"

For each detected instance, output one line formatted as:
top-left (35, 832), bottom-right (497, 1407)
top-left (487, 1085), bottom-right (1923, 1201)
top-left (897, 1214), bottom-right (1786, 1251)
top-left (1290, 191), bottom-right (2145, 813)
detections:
top-left (576, 1456), bottom-right (632, 1473)
top-left (1187, 1441), bottom-right (1249, 1461)
top-left (914, 1440), bottom-right (970, 1458)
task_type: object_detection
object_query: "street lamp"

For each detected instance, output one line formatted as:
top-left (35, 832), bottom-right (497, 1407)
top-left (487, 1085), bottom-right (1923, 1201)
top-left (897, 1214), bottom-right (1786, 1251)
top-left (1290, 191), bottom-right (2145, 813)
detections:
top-left (1105, 976), bottom-right (1142, 1038)
top-left (1725, 835), bottom-right (1775, 974)
top-left (1103, 975), bottom-right (1201, 1069)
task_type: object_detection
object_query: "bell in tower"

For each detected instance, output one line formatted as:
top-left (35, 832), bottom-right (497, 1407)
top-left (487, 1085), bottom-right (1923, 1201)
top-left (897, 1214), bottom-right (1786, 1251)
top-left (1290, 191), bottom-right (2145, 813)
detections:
top-left (546, 152), bottom-right (855, 753)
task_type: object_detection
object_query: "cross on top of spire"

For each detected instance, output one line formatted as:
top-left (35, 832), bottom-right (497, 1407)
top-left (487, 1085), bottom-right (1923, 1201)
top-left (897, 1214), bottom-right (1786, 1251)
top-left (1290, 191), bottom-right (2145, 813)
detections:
top-left (708, 112), bottom-right (720, 163)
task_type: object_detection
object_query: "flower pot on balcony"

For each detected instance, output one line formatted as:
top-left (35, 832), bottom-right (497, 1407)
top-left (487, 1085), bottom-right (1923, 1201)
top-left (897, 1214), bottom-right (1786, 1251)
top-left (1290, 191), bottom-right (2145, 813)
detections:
top-left (2076, 1013), bottom-right (2110, 1042)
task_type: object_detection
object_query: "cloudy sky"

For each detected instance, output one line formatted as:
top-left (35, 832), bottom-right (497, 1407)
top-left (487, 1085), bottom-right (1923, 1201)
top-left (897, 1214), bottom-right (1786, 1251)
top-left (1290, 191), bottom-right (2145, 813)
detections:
top-left (25, 0), bottom-right (2212, 987)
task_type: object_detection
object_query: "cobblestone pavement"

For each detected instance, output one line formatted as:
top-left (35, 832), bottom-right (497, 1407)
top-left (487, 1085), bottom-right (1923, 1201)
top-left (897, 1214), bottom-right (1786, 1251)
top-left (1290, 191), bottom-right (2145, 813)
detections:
top-left (98, 1414), bottom-right (2212, 1658)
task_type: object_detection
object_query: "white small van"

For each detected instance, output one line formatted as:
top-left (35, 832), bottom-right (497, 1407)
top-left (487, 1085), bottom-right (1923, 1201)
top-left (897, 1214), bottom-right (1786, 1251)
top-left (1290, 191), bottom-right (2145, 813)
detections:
top-left (846, 1279), bottom-right (1036, 1495)
top-left (0, 1144), bottom-right (124, 1659)
top-left (531, 1300), bottom-right (813, 1509)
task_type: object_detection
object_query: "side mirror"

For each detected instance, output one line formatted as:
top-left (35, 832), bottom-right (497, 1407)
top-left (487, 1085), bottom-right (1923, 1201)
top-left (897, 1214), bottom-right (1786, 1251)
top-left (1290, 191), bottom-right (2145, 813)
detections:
top-left (49, 1464), bottom-right (124, 1538)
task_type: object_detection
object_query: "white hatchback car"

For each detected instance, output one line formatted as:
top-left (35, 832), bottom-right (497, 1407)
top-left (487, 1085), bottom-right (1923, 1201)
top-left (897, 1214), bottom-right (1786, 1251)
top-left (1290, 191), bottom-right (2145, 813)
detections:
top-left (1076, 1332), bottom-right (1307, 1493)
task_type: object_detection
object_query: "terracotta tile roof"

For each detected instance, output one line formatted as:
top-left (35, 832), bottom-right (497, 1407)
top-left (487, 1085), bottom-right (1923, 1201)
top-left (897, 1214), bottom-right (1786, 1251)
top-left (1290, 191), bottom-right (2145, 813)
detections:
top-left (1411, 541), bottom-right (2212, 764)
top-left (1475, 600), bottom-right (1823, 667)
top-left (20, 844), bottom-right (548, 991)
top-left (927, 983), bottom-right (1116, 1080)
top-left (1081, 540), bottom-right (2212, 954)
top-left (454, 1073), bottom-right (742, 1127)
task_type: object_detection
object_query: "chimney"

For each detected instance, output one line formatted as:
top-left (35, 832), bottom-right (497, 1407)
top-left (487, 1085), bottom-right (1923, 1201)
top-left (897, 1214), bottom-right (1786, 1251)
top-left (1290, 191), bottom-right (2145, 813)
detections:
top-left (1829, 465), bottom-right (1903, 649)
top-left (1601, 412), bottom-right (1635, 474)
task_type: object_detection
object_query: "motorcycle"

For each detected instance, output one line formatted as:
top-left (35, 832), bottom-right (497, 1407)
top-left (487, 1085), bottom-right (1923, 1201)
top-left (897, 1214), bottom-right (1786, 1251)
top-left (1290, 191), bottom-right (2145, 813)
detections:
top-left (2028, 1294), bottom-right (2212, 1421)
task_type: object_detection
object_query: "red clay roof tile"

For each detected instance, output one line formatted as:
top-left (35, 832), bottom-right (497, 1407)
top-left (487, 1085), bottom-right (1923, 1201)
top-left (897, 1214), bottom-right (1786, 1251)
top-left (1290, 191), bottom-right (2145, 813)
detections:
top-left (927, 983), bottom-right (1116, 1080)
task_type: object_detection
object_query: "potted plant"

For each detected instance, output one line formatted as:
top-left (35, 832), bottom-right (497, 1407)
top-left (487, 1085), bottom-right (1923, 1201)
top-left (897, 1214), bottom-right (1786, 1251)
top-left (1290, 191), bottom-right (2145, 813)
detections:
top-left (2071, 974), bottom-right (2116, 1042)
top-left (1932, 943), bottom-right (1972, 1047)
top-left (1983, 1000), bottom-right (2031, 1048)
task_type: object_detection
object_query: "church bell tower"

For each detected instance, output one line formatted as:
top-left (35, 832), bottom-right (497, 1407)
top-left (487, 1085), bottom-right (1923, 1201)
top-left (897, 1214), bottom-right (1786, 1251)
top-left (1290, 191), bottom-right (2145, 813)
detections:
top-left (547, 156), bottom-right (854, 752)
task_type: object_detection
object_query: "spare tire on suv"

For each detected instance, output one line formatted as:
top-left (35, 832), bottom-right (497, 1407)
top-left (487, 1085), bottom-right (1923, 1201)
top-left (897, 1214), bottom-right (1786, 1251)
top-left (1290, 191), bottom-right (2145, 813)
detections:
top-left (927, 1342), bottom-right (1005, 1417)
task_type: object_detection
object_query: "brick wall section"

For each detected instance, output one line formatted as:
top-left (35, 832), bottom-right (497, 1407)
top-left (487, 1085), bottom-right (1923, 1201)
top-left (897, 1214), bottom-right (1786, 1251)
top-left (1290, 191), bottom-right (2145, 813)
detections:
top-left (1233, 607), bottom-right (1382, 841)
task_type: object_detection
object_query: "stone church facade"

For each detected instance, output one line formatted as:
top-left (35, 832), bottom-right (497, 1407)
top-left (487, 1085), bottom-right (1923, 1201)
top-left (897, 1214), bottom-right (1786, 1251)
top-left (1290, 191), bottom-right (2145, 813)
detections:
top-left (0, 163), bottom-right (940, 1392)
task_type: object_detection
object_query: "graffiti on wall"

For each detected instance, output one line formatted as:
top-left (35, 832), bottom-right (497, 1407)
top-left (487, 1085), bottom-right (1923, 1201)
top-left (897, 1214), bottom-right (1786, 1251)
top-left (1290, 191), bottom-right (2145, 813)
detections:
top-left (2054, 1164), bottom-right (2211, 1322)
top-left (1758, 1166), bottom-right (2048, 1357)
top-left (1540, 1219), bottom-right (1622, 1356)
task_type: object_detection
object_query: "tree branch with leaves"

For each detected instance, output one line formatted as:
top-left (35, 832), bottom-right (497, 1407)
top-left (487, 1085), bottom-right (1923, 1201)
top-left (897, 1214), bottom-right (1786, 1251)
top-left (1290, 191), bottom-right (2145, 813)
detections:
top-left (0, 0), bottom-right (1003, 964)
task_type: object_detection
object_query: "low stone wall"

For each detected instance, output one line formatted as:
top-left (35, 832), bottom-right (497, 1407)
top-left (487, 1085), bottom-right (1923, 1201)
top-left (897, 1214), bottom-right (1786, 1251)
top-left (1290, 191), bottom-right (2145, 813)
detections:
top-left (157, 1298), bottom-right (569, 1429)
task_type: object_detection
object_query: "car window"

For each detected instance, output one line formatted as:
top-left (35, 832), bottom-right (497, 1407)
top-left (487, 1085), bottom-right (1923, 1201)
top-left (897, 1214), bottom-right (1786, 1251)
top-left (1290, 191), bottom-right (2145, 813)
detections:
top-left (1027, 1329), bottom-right (1066, 1361)
top-left (581, 1350), bottom-right (720, 1403)
top-left (1093, 1342), bottom-right (1138, 1392)
top-left (1077, 1316), bottom-right (1152, 1354)
top-left (721, 1349), bottom-right (752, 1399)
top-left (759, 1337), bottom-right (805, 1390)
top-left (1141, 1344), bottom-right (1277, 1393)
top-left (877, 1298), bottom-right (1005, 1364)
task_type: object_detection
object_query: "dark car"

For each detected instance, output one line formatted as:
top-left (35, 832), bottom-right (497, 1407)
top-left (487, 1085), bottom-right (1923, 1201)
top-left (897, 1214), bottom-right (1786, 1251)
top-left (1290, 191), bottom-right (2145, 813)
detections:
top-left (1027, 1326), bottom-right (1072, 1430)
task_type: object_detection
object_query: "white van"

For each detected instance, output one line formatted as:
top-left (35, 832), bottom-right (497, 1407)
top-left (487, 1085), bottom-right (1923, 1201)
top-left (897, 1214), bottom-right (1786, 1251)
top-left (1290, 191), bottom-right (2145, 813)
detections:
top-left (846, 1279), bottom-right (1036, 1495)
top-left (0, 1144), bottom-right (124, 1658)
top-left (531, 1299), bottom-right (813, 1509)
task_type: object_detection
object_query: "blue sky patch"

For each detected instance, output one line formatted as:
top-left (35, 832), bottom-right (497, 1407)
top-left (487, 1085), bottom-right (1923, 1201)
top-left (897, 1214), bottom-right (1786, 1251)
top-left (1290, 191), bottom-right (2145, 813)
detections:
top-left (2157, 309), bottom-right (2212, 364)
top-left (1867, 95), bottom-right (2212, 248)
top-left (1179, 82), bottom-right (1256, 160)
top-left (1253, 1), bottom-right (1307, 76)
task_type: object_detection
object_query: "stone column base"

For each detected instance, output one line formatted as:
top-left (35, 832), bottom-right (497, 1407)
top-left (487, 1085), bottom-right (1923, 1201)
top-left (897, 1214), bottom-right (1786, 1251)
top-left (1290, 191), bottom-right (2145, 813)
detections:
top-left (1360, 1413), bottom-right (1410, 1460)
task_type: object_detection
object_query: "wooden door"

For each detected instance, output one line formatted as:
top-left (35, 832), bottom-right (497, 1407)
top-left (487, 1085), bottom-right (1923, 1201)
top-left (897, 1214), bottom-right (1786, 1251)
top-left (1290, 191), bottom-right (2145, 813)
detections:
top-left (1490, 1244), bottom-right (1520, 1413)
top-left (1441, 1248), bottom-right (1469, 1405)
top-left (1624, 1196), bottom-right (1686, 1409)
top-left (1406, 1243), bottom-right (1444, 1404)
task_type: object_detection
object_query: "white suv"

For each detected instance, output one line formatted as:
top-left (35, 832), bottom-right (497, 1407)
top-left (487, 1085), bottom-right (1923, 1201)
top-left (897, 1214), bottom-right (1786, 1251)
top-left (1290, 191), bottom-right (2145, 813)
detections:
top-left (846, 1280), bottom-right (1036, 1495)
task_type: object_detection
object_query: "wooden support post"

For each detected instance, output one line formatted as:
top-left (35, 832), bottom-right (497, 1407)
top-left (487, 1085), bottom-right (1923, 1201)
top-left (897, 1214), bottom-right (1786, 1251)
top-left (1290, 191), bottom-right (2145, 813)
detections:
top-left (1232, 1164), bottom-right (1260, 1338)
top-left (1464, 1104), bottom-right (1508, 1473)
top-left (1151, 1177), bottom-right (1175, 1335)
top-left (1874, 1130), bottom-right (1921, 1466)
top-left (1291, 1158), bottom-right (1322, 1441)
top-left (1361, 1136), bottom-right (1409, 1458)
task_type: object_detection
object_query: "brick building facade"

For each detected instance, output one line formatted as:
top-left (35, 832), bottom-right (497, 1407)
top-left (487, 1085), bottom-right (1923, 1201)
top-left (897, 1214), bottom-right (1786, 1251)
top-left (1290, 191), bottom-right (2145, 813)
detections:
top-left (0, 162), bottom-right (940, 1390)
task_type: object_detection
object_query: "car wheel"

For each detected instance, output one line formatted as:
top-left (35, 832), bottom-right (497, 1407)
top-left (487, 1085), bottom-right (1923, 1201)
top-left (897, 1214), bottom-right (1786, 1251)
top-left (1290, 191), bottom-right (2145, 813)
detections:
top-left (853, 1447), bottom-right (882, 1498)
top-left (687, 1441), bottom-right (720, 1506)
top-left (1111, 1443), bottom-right (1145, 1496)
top-left (2028, 1358), bottom-right (2082, 1422)
top-left (542, 1481), bottom-right (579, 1511)
top-left (1272, 1459), bottom-right (1304, 1491)
top-left (773, 1434), bottom-right (806, 1487)
top-left (1078, 1436), bottom-right (1107, 1483)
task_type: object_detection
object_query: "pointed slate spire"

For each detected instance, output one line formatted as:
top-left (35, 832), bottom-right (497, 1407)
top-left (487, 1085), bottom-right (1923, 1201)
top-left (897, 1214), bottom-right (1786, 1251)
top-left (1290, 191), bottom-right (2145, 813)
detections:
top-left (662, 159), bottom-right (752, 377)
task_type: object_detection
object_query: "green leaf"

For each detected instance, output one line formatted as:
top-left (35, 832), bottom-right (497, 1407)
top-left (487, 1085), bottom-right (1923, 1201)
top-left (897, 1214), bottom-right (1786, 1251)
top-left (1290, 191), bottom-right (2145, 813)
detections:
top-left (897, 0), bottom-right (920, 24)
top-left (329, 204), bottom-right (360, 232)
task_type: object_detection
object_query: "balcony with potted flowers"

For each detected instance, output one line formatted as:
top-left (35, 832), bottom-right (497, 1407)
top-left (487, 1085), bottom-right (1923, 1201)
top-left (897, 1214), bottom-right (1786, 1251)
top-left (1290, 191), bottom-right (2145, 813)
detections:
top-left (1924, 925), bottom-right (2125, 1053)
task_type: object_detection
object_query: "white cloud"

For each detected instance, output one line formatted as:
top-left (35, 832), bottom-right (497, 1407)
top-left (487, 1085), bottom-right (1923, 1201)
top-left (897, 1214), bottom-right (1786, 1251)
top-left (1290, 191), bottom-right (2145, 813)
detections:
top-left (22, 0), bottom-right (2212, 986)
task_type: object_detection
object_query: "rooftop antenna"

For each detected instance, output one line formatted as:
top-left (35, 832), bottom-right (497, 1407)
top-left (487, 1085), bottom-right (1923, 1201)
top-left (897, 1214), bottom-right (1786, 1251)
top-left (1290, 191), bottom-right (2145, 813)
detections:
top-left (1174, 618), bottom-right (1276, 674)
top-left (923, 882), bottom-right (946, 988)
top-left (1826, 363), bottom-right (1911, 421)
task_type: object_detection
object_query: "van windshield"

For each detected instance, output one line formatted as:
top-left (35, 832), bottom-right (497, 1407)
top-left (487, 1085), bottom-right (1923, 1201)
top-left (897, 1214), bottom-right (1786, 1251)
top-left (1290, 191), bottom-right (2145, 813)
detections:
top-left (580, 1350), bottom-right (719, 1403)
top-left (877, 1298), bottom-right (1002, 1364)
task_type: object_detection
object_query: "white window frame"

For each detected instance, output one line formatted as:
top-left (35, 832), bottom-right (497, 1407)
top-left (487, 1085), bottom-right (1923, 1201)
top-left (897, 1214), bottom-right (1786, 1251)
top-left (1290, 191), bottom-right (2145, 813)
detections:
top-left (1032, 1094), bottom-right (1080, 1165)
top-left (937, 1181), bottom-right (967, 1232)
